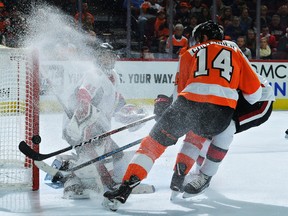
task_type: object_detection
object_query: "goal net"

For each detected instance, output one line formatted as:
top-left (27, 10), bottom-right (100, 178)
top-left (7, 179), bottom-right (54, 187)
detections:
top-left (0, 46), bottom-right (39, 191)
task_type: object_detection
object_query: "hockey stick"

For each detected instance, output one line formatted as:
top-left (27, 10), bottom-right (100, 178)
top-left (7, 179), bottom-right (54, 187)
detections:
top-left (34, 138), bottom-right (143, 179)
top-left (19, 115), bottom-right (155, 161)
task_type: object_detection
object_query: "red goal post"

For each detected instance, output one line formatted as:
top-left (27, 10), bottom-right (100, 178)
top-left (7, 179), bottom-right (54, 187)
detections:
top-left (0, 45), bottom-right (39, 191)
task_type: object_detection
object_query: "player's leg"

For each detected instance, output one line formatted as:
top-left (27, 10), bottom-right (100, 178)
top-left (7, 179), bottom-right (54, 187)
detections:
top-left (183, 120), bottom-right (236, 197)
top-left (170, 131), bottom-right (207, 193)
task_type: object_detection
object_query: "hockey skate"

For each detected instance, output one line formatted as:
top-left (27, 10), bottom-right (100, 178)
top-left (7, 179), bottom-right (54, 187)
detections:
top-left (182, 171), bottom-right (212, 198)
top-left (285, 129), bottom-right (288, 139)
top-left (102, 175), bottom-right (140, 211)
top-left (170, 163), bottom-right (187, 201)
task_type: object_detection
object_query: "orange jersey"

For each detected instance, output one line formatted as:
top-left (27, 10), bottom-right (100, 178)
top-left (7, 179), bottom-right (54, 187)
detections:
top-left (176, 40), bottom-right (262, 109)
top-left (167, 35), bottom-right (189, 54)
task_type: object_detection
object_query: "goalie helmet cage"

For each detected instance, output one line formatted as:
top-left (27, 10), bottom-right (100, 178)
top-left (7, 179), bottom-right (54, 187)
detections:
top-left (0, 46), bottom-right (39, 191)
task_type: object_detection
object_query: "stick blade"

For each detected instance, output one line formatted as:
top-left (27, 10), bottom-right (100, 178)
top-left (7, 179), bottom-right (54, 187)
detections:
top-left (34, 160), bottom-right (70, 178)
top-left (18, 141), bottom-right (39, 160)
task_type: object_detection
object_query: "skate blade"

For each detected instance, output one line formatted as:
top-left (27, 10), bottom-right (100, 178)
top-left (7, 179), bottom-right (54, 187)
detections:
top-left (102, 197), bottom-right (121, 212)
top-left (170, 190), bottom-right (182, 201)
top-left (182, 188), bottom-right (207, 199)
top-left (182, 192), bottom-right (197, 199)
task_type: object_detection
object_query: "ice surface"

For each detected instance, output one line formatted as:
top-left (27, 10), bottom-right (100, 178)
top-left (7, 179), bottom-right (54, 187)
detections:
top-left (0, 109), bottom-right (288, 216)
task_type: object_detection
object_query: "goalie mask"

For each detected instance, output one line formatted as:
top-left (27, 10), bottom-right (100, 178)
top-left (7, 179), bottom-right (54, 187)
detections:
top-left (95, 43), bottom-right (118, 74)
top-left (192, 21), bottom-right (224, 43)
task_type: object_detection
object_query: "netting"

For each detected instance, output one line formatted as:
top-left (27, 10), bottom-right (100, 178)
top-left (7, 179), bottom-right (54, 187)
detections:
top-left (0, 47), bottom-right (39, 190)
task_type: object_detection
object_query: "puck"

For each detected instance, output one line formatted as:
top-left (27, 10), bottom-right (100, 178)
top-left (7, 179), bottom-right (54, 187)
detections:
top-left (32, 135), bottom-right (41, 144)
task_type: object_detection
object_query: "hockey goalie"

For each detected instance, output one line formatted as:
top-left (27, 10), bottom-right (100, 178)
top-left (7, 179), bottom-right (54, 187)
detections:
top-left (53, 43), bottom-right (148, 199)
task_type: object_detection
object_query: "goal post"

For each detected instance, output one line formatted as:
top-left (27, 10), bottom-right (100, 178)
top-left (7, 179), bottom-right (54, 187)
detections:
top-left (0, 45), bottom-right (40, 191)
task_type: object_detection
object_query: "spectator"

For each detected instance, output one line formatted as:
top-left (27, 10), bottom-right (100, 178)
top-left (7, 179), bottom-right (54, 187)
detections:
top-left (149, 0), bottom-right (163, 14)
top-left (198, 6), bottom-right (211, 23)
top-left (269, 14), bottom-right (286, 43)
top-left (138, 1), bottom-right (157, 45)
top-left (166, 23), bottom-right (188, 58)
top-left (210, 0), bottom-right (226, 19)
top-left (82, 14), bottom-right (95, 33)
top-left (154, 10), bottom-right (166, 38)
top-left (157, 19), bottom-right (169, 53)
top-left (183, 15), bottom-right (198, 47)
top-left (5, 6), bottom-right (26, 48)
top-left (153, 10), bottom-right (167, 51)
top-left (224, 16), bottom-right (246, 42)
top-left (161, 0), bottom-right (174, 18)
top-left (174, 0), bottom-right (187, 14)
top-left (122, 0), bottom-right (145, 18)
top-left (236, 35), bottom-right (252, 59)
top-left (273, 27), bottom-right (288, 59)
top-left (260, 5), bottom-right (271, 27)
top-left (190, 0), bottom-right (207, 20)
top-left (277, 4), bottom-right (288, 28)
top-left (245, 0), bottom-right (257, 18)
top-left (140, 0), bottom-right (162, 16)
top-left (239, 7), bottom-right (253, 33)
top-left (218, 6), bottom-right (233, 28)
top-left (246, 28), bottom-right (256, 58)
top-left (74, 3), bottom-right (94, 27)
top-left (140, 46), bottom-right (155, 59)
top-left (260, 25), bottom-right (277, 50)
top-left (260, 37), bottom-right (272, 59)
top-left (174, 1), bottom-right (191, 27)
top-left (230, 0), bottom-right (247, 16)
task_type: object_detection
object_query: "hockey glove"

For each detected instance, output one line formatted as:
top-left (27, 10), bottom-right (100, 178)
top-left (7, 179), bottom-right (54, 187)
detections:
top-left (114, 104), bottom-right (148, 132)
top-left (154, 94), bottom-right (173, 121)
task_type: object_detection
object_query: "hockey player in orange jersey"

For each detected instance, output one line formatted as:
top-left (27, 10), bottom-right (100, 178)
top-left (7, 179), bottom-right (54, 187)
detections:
top-left (103, 21), bottom-right (262, 210)
top-left (169, 73), bottom-right (275, 199)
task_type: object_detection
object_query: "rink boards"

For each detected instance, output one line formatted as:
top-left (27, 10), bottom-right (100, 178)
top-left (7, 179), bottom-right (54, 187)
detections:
top-left (39, 60), bottom-right (288, 111)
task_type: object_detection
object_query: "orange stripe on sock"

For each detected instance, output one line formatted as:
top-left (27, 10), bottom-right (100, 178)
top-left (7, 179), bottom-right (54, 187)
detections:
top-left (184, 131), bottom-right (206, 149)
top-left (123, 164), bottom-right (148, 181)
top-left (136, 136), bottom-right (167, 161)
top-left (175, 153), bottom-right (195, 175)
top-left (122, 136), bottom-right (167, 182)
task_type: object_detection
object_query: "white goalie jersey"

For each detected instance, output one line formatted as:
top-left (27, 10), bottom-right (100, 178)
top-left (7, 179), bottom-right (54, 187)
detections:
top-left (59, 66), bottom-right (123, 197)
top-left (63, 68), bottom-right (120, 144)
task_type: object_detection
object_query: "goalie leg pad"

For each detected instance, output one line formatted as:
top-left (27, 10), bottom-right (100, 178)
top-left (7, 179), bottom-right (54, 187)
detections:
top-left (63, 174), bottom-right (90, 199)
top-left (102, 197), bottom-right (121, 212)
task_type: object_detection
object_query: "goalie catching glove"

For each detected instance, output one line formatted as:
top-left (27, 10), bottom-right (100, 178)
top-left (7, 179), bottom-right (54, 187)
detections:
top-left (114, 104), bottom-right (148, 132)
top-left (153, 94), bottom-right (173, 121)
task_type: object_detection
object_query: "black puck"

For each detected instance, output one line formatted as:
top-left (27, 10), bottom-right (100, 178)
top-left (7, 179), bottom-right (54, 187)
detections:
top-left (32, 135), bottom-right (41, 144)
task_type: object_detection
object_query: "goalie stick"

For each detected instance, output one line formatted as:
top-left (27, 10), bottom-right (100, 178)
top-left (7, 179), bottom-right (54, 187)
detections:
top-left (34, 138), bottom-right (143, 180)
top-left (19, 115), bottom-right (155, 161)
